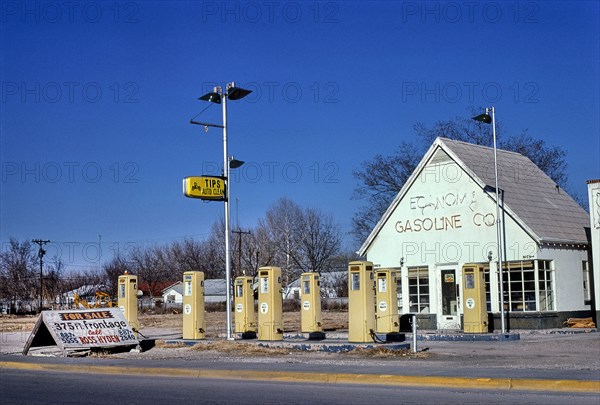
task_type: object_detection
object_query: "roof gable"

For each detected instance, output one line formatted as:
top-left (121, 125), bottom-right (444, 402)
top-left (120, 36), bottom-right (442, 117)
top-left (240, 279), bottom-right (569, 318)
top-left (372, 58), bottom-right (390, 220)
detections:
top-left (359, 137), bottom-right (589, 255)
top-left (441, 138), bottom-right (589, 244)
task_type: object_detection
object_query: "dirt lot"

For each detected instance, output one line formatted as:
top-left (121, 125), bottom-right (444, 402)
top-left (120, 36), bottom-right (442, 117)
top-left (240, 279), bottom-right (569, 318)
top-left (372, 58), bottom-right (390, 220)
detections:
top-left (0, 311), bottom-right (349, 337)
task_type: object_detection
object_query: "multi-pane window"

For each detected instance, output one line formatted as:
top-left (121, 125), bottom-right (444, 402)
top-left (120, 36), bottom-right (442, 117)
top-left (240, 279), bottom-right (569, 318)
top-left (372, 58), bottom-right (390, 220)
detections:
top-left (483, 267), bottom-right (491, 311)
top-left (582, 261), bottom-right (591, 302)
top-left (396, 272), bottom-right (403, 313)
top-left (538, 260), bottom-right (554, 311)
top-left (485, 260), bottom-right (554, 312)
top-left (506, 262), bottom-right (536, 311)
top-left (408, 266), bottom-right (429, 313)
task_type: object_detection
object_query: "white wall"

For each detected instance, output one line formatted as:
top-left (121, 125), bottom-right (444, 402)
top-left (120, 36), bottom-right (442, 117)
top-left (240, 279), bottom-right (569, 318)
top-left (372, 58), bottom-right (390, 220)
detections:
top-left (540, 246), bottom-right (589, 311)
top-left (588, 181), bottom-right (600, 317)
top-left (367, 155), bottom-right (589, 314)
top-left (163, 289), bottom-right (182, 304)
top-left (368, 157), bottom-right (537, 268)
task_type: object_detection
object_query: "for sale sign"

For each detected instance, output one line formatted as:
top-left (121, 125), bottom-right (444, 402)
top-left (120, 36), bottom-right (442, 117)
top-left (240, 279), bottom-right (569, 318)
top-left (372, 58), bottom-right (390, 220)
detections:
top-left (23, 308), bottom-right (139, 356)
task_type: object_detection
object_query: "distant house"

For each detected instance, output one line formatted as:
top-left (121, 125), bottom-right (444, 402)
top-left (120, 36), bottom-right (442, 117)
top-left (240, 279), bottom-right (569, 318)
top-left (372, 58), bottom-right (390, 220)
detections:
top-left (284, 271), bottom-right (348, 299)
top-left (161, 279), bottom-right (227, 305)
top-left (162, 282), bottom-right (183, 305)
top-left (56, 284), bottom-right (108, 308)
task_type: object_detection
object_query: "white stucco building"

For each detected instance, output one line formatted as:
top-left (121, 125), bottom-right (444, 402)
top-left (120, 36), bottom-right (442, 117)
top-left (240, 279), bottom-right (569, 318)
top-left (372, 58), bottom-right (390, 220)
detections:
top-left (359, 138), bottom-right (592, 330)
top-left (587, 179), bottom-right (600, 322)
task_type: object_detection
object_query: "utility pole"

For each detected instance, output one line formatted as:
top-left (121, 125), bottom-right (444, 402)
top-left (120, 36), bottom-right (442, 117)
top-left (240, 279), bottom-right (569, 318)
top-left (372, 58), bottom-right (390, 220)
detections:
top-left (232, 229), bottom-right (251, 276)
top-left (32, 239), bottom-right (50, 313)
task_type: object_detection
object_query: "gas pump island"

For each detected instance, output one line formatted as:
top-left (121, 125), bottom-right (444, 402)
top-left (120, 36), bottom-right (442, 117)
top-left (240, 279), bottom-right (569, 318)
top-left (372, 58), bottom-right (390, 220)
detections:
top-left (234, 275), bottom-right (257, 339)
top-left (462, 264), bottom-right (489, 333)
top-left (348, 261), bottom-right (376, 343)
top-left (118, 273), bottom-right (139, 334)
top-left (375, 268), bottom-right (403, 342)
top-left (182, 271), bottom-right (206, 340)
top-left (257, 267), bottom-right (284, 341)
top-left (300, 272), bottom-right (326, 340)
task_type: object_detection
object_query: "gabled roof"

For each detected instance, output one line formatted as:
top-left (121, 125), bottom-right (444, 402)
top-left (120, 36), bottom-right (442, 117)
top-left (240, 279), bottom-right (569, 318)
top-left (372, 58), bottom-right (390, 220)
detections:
top-left (286, 271), bottom-right (347, 288)
top-left (359, 137), bottom-right (590, 255)
top-left (161, 279), bottom-right (227, 296)
top-left (140, 281), bottom-right (178, 297)
top-left (161, 281), bottom-right (183, 295)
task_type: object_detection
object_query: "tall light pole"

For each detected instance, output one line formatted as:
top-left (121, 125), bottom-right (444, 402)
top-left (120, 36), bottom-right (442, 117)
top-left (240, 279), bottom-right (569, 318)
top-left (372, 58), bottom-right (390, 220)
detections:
top-left (472, 107), bottom-right (506, 333)
top-left (196, 82), bottom-right (251, 340)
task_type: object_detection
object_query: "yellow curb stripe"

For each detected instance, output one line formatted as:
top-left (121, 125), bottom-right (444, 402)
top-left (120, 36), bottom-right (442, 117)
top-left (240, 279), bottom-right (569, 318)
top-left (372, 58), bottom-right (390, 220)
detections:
top-left (1, 361), bottom-right (598, 393)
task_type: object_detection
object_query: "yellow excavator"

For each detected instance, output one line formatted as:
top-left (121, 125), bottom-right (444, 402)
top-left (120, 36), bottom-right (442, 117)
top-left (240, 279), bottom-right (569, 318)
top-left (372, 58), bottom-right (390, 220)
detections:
top-left (73, 291), bottom-right (114, 309)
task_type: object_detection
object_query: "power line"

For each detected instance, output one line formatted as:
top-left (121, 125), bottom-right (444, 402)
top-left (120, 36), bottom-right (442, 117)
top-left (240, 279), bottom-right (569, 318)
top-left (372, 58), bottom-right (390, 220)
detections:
top-left (31, 239), bottom-right (50, 313)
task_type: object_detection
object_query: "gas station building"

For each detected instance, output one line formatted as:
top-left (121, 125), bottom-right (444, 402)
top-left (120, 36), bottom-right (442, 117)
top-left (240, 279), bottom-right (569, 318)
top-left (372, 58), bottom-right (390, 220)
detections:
top-left (358, 138), bottom-right (594, 330)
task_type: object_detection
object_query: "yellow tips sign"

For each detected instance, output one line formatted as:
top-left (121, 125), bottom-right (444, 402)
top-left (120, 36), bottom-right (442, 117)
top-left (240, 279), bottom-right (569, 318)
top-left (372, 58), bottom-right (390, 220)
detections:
top-left (183, 176), bottom-right (225, 200)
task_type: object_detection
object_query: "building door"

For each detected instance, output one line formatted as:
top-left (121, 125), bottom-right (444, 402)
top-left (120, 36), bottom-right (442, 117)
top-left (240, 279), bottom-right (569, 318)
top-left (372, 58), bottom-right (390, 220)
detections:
top-left (438, 268), bottom-right (460, 330)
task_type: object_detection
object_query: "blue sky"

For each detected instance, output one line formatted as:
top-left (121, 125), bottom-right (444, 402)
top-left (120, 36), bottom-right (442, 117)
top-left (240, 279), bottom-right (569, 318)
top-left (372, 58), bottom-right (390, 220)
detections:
top-left (1, 1), bottom-right (599, 271)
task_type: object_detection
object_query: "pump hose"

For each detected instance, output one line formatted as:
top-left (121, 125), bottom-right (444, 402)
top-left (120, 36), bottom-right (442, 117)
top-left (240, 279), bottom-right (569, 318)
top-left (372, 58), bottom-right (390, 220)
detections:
top-left (369, 329), bottom-right (386, 344)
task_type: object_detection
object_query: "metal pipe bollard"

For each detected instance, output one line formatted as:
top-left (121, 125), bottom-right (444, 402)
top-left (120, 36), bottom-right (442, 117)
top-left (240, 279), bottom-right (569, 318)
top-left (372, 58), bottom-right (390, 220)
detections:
top-left (412, 314), bottom-right (417, 353)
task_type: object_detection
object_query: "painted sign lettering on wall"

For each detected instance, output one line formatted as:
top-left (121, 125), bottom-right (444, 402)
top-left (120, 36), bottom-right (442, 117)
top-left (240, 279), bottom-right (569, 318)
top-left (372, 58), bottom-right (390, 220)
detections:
top-left (409, 192), bottom-right (476, 215)
top-left (395, 215), bottom-right (462, 233)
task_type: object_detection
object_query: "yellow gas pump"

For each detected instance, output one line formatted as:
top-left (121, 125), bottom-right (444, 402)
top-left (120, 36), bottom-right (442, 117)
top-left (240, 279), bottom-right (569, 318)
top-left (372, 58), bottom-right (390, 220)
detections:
top-left (375, 269), bottom-right (403, 341)
top-left (348, 261), bottom-right (376, 343)
top-left (234, 276), bottom-right (257, 339)
top-left (462, 264), bottom-right (488, 333)
top-left (300, 272), bottom-right (325, 340)
top-left (257, 267), bottom-right (283, 341)
top-left (117, 272), bottom-right (139, 333)
top-left (182, 271), bottom-right (206, 340)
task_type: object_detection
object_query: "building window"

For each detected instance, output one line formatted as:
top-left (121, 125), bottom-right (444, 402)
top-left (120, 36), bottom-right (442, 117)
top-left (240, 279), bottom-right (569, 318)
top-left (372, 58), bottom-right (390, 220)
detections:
top-left (484, 260), bottom-right (554, 312)
top-left (396, 272), bottom-right (403, 313)
top-left (538, 260), bottom-right (554, 311)
top-left (408, 266), bottom-right (429, 314)
top-left (502, 261), bottom-right (536, 311)
top-left (483, 267), bottom-right (491, 311)
top-left (583, 261), bottom-right (591, 303)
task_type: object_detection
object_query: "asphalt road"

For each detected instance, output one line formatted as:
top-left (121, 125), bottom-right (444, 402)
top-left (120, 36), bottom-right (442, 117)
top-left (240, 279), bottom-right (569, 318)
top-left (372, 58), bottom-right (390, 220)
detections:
top-left (1, 327), bottom-right (599, 404)
top-left (2, 367), bottom-right (599, 405)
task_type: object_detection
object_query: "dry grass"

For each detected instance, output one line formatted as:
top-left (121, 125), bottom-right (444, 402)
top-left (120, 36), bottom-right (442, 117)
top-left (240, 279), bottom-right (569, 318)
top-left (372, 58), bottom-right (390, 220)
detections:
top-left (1, 311), bottom-right (349, 334)
top-left (347, 346), bottom-right (430, 359)
top-left (154, 341), bottom-right (189, 349)
top-left (0, 315), bottom-right (38, 332)
top-left (191, 340), bottom-right (291, 356)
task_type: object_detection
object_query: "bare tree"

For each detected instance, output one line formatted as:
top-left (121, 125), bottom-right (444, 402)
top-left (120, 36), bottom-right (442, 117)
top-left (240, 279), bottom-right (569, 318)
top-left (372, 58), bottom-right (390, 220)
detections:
top-left (293, 207), bottom-right (341, 274)
top-left (101, 255), bottom-right (134, 297)
top-left (0, 238), bottom-right (37, 312)
top-left (129, 245), bottom-right (170, 301)
top-left (167, 238), bottom-right (222, 279)
top-left (257, 198), bottom-right (304, 284)
top-left (255, 198), bottom-right (343, 284)
top-left (43, 257), bottom-right (65, 308)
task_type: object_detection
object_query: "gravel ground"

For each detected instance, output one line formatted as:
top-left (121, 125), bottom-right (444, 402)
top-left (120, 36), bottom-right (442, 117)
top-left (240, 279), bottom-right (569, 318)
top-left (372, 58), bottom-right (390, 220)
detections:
top-left (2, 313), bottom-right (599, 375)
